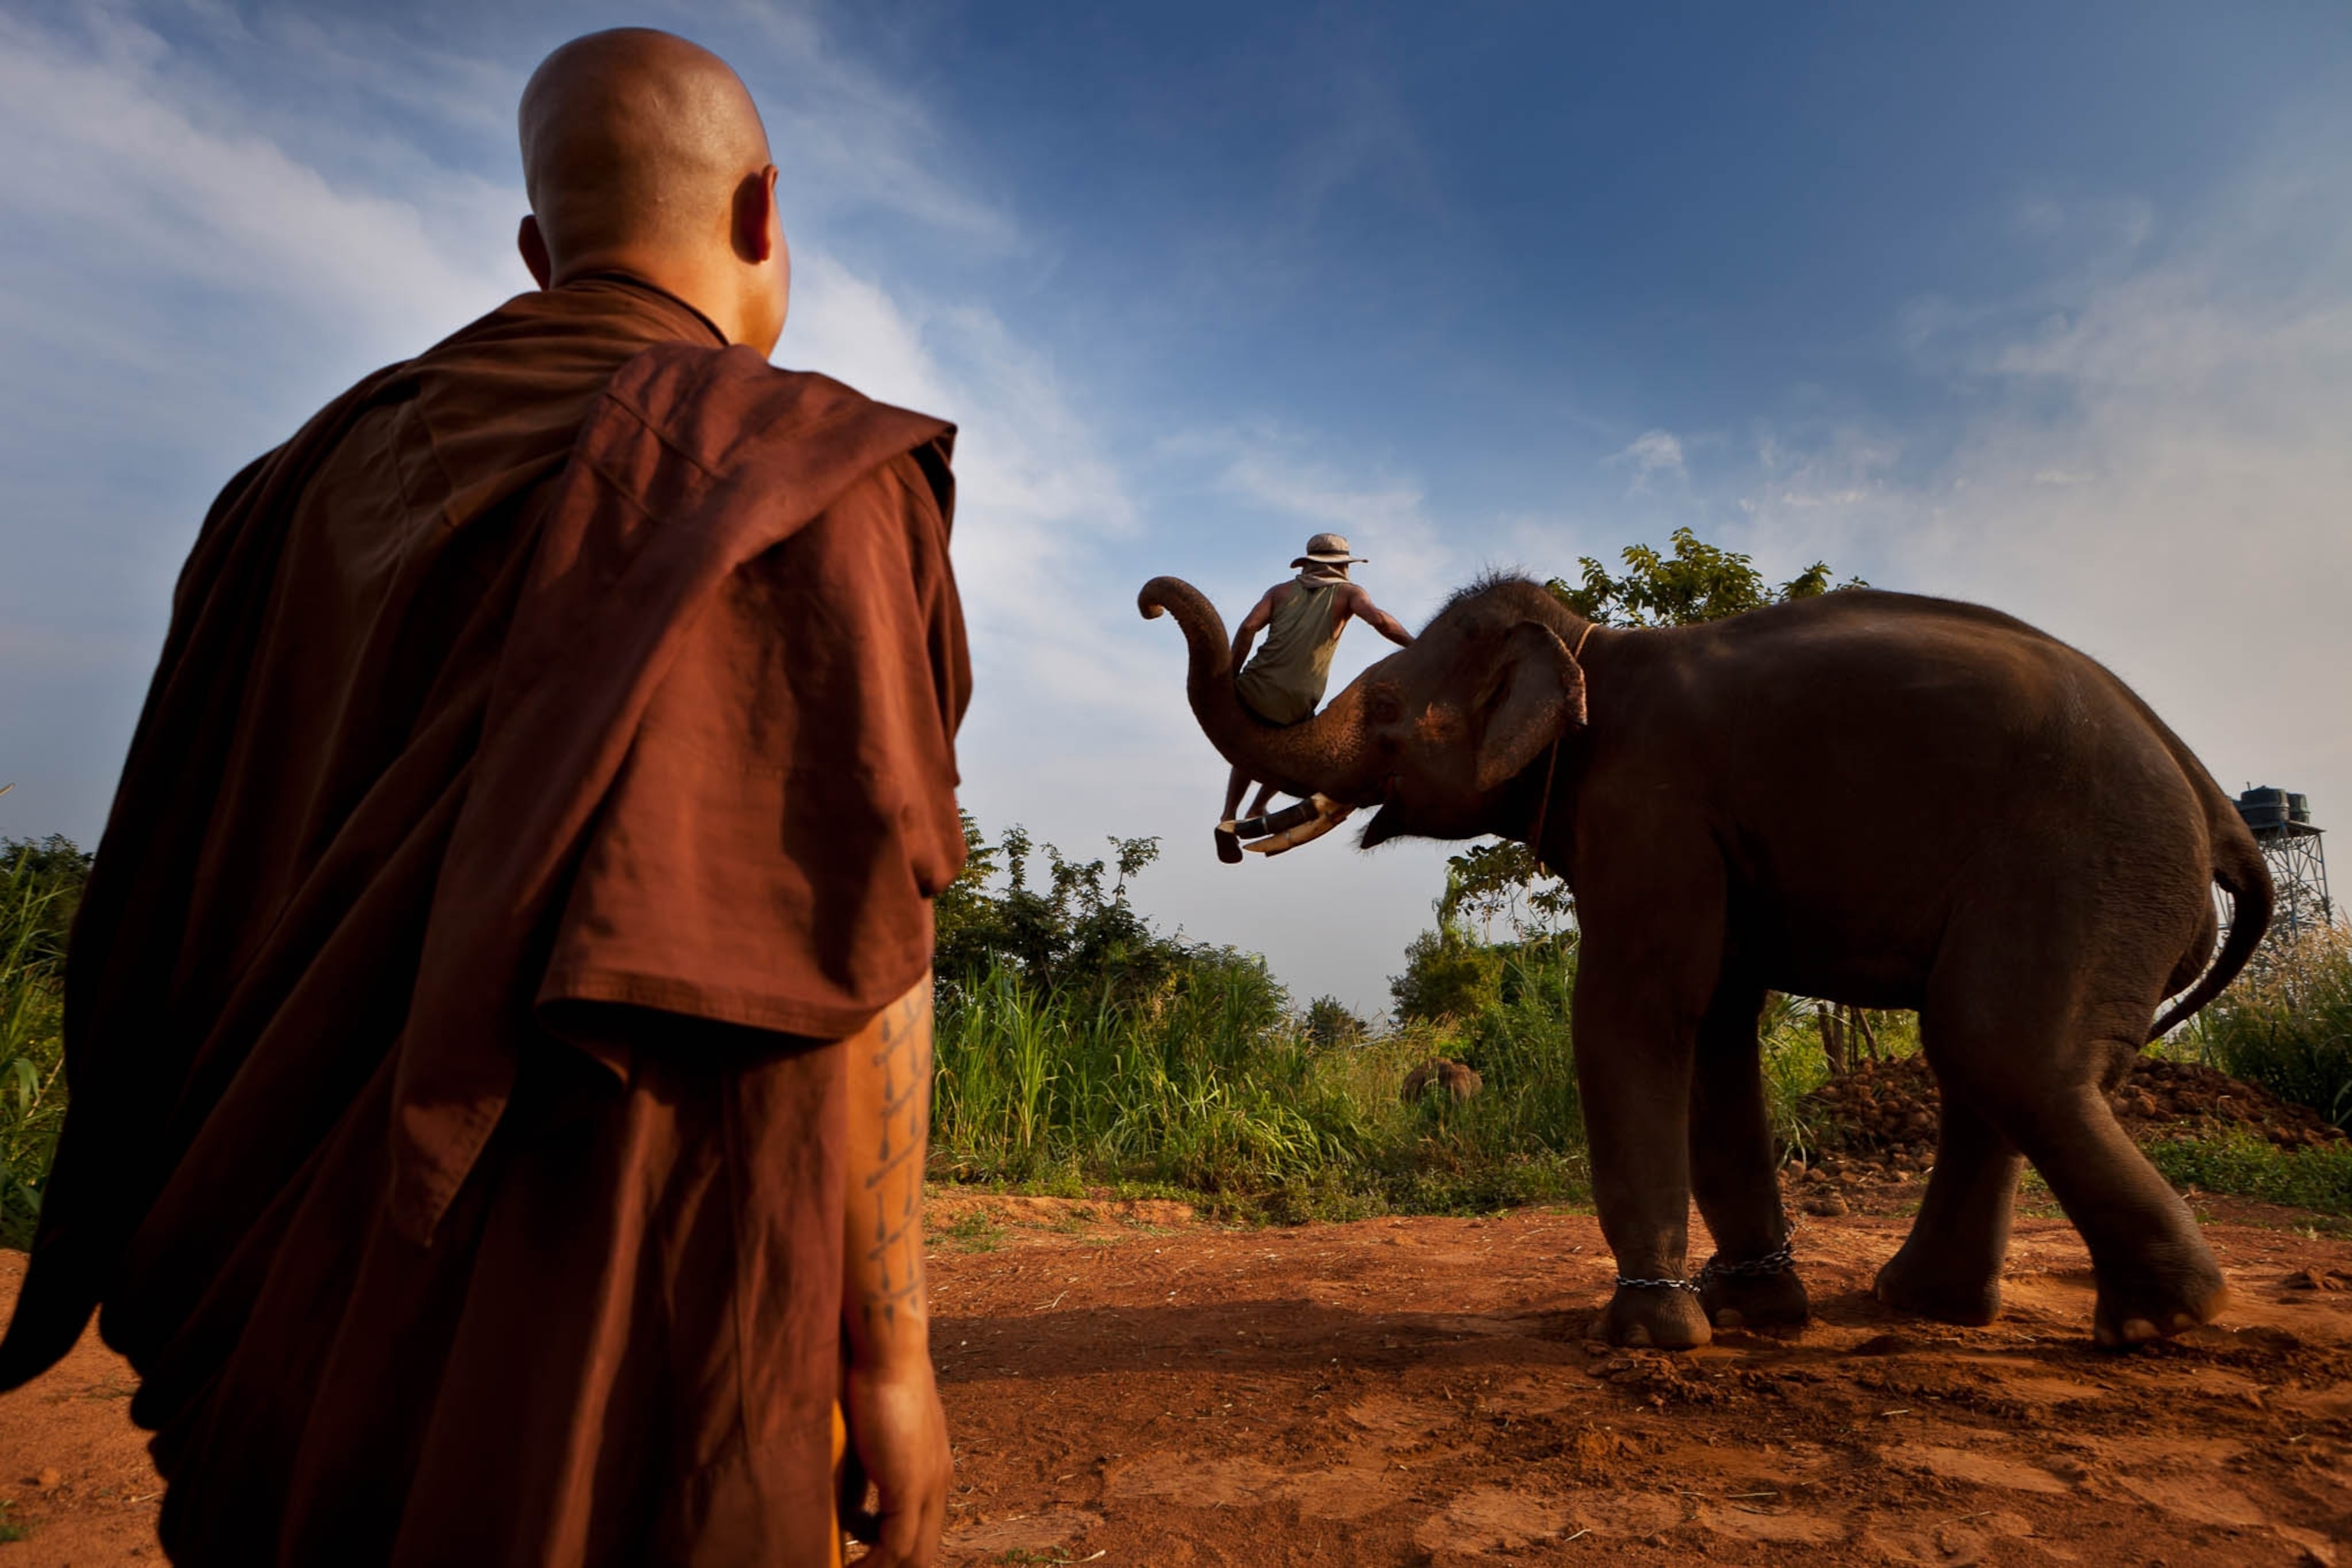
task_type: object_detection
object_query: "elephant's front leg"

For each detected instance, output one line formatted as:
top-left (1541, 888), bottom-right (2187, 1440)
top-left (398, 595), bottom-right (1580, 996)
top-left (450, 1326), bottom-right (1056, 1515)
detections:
top-left (1574, 959), bottom-right (1713, 1349)
top-left (1689, 982), bottom-right (1808, 1331)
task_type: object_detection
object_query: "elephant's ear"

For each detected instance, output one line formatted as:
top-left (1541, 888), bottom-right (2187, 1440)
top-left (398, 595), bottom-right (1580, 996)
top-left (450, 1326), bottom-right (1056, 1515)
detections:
top-left (1473, 622), bottom-right (1589, 792)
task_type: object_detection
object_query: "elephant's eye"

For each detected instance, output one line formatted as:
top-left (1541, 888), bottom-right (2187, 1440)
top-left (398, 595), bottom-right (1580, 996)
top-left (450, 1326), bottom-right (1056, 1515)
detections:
top-left (1364, 684), bottom-right (1404, 726)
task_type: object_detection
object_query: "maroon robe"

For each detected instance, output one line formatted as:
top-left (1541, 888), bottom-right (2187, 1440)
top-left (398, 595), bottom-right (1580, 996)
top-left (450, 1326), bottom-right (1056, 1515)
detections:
top-left (0, 275), bottom-right (969, 1565)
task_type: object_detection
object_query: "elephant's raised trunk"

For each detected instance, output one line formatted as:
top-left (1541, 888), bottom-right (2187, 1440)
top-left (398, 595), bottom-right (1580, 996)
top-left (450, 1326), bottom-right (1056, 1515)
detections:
top-left (1138, 576), bottom-right (1382, 804)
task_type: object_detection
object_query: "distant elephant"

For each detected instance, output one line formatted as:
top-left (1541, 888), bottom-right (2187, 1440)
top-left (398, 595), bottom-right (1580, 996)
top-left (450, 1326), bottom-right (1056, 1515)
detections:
top-left (1141, 575), bottom-right (2271, 1351)
top-left (1403, 1059), bottom-right (1483, 1104)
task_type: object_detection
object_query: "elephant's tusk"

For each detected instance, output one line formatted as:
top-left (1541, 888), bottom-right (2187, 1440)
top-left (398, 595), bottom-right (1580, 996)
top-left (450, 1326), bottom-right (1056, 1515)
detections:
top-left (1244, 795), bottom-right (1354, 856)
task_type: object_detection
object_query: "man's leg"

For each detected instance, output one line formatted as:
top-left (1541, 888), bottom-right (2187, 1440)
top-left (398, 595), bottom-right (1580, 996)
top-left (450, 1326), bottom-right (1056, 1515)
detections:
top-left (1244, 780), bottom-right (1281, 818)
top-left (1217, 767), bottom-right (1250, 864)
top-left (1223, 766), bottom-right (1251, 822)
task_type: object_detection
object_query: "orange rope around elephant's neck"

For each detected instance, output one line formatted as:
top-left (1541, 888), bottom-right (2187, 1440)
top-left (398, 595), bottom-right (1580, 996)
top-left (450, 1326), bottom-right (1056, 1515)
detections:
top-left (1522, 619), bottom-right (1596, 877)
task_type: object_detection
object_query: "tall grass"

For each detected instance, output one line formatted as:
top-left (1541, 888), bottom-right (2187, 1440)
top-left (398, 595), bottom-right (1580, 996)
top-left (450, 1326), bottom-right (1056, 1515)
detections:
top-left (930, 942), bottom-right (1592, 1218)
top-left (2184, 925), bottom-right (2352, 1128)
top-left (2, 838), bottom-right (86, 1250)
top-left (934, 953), bottom-right (1385, 1211)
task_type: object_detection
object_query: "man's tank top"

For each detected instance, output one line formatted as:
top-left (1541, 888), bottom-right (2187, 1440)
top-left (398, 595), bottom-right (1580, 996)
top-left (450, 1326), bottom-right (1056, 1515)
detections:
top-left (1234, 577), bottom-right (1345, 725)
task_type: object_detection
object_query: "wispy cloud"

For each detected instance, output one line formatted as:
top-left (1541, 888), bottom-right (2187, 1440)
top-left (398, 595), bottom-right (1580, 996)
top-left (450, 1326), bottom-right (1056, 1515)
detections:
top-left (720, 0), bottom-right (1020, 247)
top-left (1605, 428), bottom-right (1687, 492)
top-left (0, 7), bottom-right (515, 363)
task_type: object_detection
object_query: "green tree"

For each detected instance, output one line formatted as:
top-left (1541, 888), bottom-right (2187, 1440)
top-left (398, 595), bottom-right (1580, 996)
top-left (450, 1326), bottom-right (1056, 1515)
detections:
top-left (932, 812), bottom-right (1200, 1004)
top-left (1304, 995), bottom-right (1367, 1047)
top-left (1438, 840), bottom-right (1573, 942)
top-left (1390, 923), bottom-right (1503, 1023)
top-left (1549, 524), bottom-right (1856, 629)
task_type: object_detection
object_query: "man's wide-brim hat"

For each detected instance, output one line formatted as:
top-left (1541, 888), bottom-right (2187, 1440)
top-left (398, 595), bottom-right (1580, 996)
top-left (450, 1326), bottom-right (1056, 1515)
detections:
top-left (1292, 532), bottom-right (1369, 569)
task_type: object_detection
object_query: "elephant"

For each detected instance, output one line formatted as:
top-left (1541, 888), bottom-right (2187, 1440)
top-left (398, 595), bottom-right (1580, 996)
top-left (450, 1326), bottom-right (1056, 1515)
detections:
top-left (1403, 1059), bottom-right (1484, 1104)
top-left (1140, 573), bottom-right (2272, 1351)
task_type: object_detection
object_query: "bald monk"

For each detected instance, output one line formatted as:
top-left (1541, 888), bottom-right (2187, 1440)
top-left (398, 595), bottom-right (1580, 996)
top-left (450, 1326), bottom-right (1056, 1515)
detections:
top-left (0, 29), bottom-right (959, 1566)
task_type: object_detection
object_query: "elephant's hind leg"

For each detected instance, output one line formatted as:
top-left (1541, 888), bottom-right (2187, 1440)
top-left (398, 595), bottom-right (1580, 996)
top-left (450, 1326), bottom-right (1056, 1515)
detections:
top-left (1918, 969), bottom-right (2225, 1345)
top-left (1874, 1087), bottom-right (2021, 1325)
top-left (2003, 1070), bottom-right (2227, 1346)
top-left (1689, 982), bottom-right (1808, 1331)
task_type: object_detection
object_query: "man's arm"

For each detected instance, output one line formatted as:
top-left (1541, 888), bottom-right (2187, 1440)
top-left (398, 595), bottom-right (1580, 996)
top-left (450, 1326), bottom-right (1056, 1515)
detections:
top-left (1230, 583), bottom-right (1285, 670)
top-left (1343, 583), bottom-right (1414, 648)
top-left (841, 973), bottom-right (950, 1566)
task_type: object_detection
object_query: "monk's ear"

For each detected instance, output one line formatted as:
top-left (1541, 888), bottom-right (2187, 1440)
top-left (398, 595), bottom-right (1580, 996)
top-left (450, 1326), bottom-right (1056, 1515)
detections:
top-left (1473, 622), bottom-right (1588, 792)
top-left (517, 215), bottom-right (553, 289)
top-left (732, 166), bottom-right (779, 265)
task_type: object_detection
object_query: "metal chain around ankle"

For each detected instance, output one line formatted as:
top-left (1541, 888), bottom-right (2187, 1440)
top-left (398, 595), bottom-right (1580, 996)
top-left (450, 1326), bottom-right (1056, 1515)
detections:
top-left (1698, 1217), bottom-right (1800, 1287)
top-left (1616, 1214), bottom-right (1798, 1296)
top-left (1699, 1238), bottom-right (1796, 1285)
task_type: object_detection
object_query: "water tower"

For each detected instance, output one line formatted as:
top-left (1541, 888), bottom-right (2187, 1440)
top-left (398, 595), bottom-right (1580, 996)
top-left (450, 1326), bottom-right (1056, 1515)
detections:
top-left (2234, 786), bottom-right (2333, 940)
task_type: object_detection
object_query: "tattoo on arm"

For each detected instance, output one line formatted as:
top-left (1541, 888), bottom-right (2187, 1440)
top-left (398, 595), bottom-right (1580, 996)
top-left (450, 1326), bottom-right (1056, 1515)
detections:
top-left (857, 979), bottom-right (933, 1334)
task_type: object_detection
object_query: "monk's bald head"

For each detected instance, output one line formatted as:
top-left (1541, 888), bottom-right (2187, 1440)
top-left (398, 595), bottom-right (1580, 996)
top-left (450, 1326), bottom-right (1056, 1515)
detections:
top-left (520, 28), bottom-right (773, 271)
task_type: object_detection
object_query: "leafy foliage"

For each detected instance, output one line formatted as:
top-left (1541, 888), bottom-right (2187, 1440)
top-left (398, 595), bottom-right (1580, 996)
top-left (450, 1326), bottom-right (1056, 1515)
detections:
top-left (1437, 841), bottom-right (1573, 940)
top-left (1548, 524), bottom-right (1857, 629)
top-left (1390, 925), bottom-right (1502, 1024)
top-left (934, 813), bottom-right (1180, 1003)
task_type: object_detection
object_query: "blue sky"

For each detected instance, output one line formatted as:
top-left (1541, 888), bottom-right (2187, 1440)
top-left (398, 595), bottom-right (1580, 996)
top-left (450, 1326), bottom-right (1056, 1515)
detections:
top-left (3, 1), bottom-right (2349, 1012)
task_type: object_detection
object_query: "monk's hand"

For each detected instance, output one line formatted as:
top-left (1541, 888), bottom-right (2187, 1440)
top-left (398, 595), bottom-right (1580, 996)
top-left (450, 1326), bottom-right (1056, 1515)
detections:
top-left (841, 1347), bottom-right (950, 1565)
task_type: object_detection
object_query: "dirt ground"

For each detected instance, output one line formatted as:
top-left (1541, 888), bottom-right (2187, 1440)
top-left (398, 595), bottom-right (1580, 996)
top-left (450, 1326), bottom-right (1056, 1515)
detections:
top-left (8, 1178), bottom-right (2352, 1566)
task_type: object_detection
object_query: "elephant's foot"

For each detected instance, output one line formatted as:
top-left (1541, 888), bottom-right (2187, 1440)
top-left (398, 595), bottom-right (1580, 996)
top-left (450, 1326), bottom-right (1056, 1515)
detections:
top-left (2090, 1253), bottom-right (2229, 1350)
top-left (1874, 1240), bottom-right (2003, 1326)
top-left (1700, 1266), bottom-right (1808, 1331)
top-left (1592, 1283), bottom-right (1711, 1349)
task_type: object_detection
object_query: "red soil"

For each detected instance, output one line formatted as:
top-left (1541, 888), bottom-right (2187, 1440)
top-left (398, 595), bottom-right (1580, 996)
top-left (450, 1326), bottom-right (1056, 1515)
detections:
top-left (9, 1180), bottom-right (2352, 1565)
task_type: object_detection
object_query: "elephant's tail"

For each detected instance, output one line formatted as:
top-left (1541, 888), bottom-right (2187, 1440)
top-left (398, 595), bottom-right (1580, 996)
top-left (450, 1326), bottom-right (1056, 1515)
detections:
top-left (2146, 802), bottom-right (2274, 1043)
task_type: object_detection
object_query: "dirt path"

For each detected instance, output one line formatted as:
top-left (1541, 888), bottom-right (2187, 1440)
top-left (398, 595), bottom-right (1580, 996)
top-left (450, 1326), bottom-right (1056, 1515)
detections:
top-left (8, 1185), bottom-right (2352, 1565)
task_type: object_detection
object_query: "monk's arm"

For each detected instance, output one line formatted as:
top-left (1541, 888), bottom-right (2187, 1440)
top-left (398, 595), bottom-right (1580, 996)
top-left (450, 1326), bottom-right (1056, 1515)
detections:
top-left (844, 972), bottom-right (934, 1344)
top-left (841, 972), bottom-right (949, 1563)
top-left (1348, 586), bottom-right (1414, 648)
top-left (1230, 585), bottom-right (1283, 669)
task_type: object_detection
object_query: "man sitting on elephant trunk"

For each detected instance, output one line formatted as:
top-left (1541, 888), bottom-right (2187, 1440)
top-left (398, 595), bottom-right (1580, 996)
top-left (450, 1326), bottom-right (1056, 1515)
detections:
top-left (1217, 533), bottom-right (1413, 863)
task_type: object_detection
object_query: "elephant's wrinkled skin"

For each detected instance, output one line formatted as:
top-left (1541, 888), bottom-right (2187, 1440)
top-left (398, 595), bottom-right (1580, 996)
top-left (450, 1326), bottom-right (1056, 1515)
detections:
top-left (1141, 575), bottom-right (2272, 1351)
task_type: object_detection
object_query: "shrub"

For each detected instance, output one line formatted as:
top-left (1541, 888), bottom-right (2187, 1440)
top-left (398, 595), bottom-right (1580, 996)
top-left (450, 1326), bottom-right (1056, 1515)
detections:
top-left (2145, 1133), bottom-right (2352, 1217)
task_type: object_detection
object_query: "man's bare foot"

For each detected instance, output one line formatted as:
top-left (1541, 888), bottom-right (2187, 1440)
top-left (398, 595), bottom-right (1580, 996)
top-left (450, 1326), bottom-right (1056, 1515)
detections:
top-left (1215, 822), bottom-right (1243, 864)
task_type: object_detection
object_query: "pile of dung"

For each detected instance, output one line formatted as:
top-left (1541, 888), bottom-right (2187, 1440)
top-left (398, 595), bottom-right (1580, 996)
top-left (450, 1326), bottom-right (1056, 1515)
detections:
top-left (1792, 1053), bottom-right (2346, 1178)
